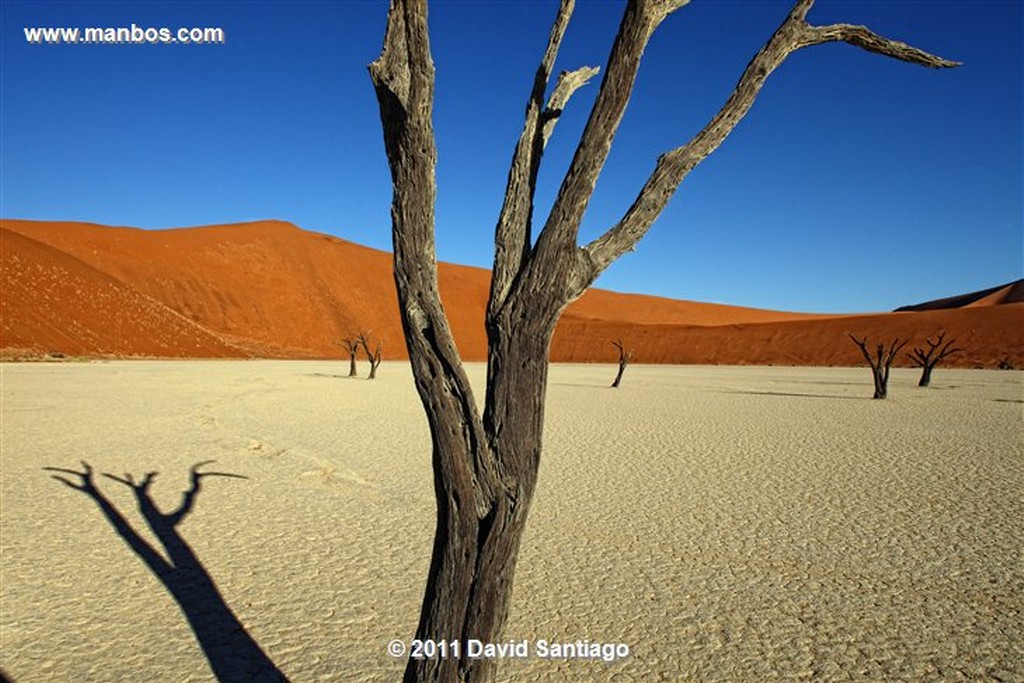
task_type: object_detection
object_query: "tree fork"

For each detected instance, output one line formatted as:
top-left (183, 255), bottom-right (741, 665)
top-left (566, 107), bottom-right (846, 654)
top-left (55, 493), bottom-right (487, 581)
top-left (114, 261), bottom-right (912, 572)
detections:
top-left (849, 334), bottom-right (909, 399)
top-left (358, 332), bottom-right (384, 379)
top-left (407, 325), bottom-right (551, 682)
top-left (341, 336), bottom-right (359, 377)
top-left (909, 332), bottom-right (961, 387)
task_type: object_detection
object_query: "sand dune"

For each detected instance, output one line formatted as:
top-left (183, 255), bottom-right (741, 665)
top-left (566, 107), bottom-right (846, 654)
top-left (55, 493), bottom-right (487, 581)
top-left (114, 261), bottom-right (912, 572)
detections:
top-left (2, 218), bottom-right (1020, 368)
top-left (564, 288), bottom-right (835, 326)
top-left (555, 305), bottom-right (1024, 369)
top-left (0, 228), bottom-right (242, 358)
top-left (894, 279), bottom-right (1024, 311)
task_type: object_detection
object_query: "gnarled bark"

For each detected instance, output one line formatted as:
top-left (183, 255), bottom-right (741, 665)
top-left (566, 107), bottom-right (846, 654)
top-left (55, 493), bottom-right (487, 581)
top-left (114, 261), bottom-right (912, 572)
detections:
top-left (369, 1), bottom-right (955, 680)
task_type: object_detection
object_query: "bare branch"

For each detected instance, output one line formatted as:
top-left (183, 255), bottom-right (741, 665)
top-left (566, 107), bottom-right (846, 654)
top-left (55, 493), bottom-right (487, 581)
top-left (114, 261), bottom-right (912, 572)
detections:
top-left (848, 333), bottom-right (872, 364)
top-left (805, 23), bottom-right (961, 68)
top-left (340, 337), bottom-right (359, 354)
top-left (368, 0), bottom-right (438, 271)
top-left (789, 0), bottom-right (815, 23)
top-left (533, 0), bottom-right (691, 263)
top-left (611, 338), bottom-right (632, 362)
top-left (937, 341), bottom-right (962, 362)
top-left (541, 66), bottom-right (602, 147)
top-left (885, 338), bottom-right (910, 365)
top-left (370, 0), bottom-right (500, 512)
top-left (581, 0), bottom-right (959, 285)
top-left (910, 332), bottom-right (961, 367)
top-left (490, 0), bottom-right (578, 319)
top-left (357, 332), bottom-right (380, 360)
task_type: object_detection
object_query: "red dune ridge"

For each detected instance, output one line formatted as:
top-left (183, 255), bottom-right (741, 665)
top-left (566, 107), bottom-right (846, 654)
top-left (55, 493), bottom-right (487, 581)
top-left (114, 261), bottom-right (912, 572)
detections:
top-left (2, 219), bottom-right (1021, 368)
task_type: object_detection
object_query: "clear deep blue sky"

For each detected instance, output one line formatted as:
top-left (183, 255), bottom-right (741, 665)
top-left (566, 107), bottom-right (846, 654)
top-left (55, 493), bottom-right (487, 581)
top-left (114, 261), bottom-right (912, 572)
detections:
top-left (2, 1), bottom-right (1021, 313)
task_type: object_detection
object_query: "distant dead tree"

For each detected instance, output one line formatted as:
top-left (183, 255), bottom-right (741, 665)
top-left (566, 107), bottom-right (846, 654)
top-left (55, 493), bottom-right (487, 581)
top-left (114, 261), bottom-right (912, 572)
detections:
top-left (908, 332), bottom-right (961, 387)
top-left (370, 0), bottom-right (956, 679)
top-left (610, 339), bottom-right (632, 388)
top-left (340, 336), bottom-right (360, 377)
top-left (849, 334), bottom-right (909, 399)
top-left (357, 332), bottom-right (382, 379)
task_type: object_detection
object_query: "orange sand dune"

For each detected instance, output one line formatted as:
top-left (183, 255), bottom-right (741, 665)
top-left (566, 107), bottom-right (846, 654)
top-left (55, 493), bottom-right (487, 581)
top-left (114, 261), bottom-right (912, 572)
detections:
top-left (2, 219), bottom-right (406, 358)
top-left (1, 228), bottom-right (243, 358)
top-left (895, 279), bottom-right (1024, 311)
top-left (554, 305), bottom-right (1024, 369)
top-left (568, 289), bottom-right (837, 326)
top-left (2, 218), bottom-right (1020, 368)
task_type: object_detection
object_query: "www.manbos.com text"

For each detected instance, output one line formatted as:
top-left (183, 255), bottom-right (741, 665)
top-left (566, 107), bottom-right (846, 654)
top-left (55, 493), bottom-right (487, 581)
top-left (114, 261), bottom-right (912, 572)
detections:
top-left (24, 24), bottom-right (226, 45)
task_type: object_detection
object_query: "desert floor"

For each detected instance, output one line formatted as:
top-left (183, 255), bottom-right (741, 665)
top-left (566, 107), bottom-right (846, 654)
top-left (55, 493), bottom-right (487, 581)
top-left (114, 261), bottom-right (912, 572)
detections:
top-left (1, 361), bottom-right (1021, 682)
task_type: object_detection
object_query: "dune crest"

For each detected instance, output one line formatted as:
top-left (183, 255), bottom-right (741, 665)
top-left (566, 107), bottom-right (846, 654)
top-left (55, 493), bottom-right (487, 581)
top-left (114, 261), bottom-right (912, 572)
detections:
top-left (894, 279), bottom-right (1024, 311)
top-left (2, 218), bottom-right (1020, 368)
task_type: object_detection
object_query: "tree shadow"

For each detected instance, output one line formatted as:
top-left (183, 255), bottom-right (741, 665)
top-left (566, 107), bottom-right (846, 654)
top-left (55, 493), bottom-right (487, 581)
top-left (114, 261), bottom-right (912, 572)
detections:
top-left (713, 389), bottom-right (866, 400)
top-left (44, 461), bottom-right (287, 682)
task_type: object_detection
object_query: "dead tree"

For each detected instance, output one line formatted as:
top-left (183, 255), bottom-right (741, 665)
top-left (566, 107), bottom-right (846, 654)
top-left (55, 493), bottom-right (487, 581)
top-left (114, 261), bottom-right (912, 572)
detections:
top-left (369, 1), bottom-right (955, 680)
top-left (341, 336), bottom-right (360, 377)
top-left (610, 338), bottom-right (632, 388)
top-left (849, 334), bottom-right (910, 399)
top-left (909, 331), bottom-right (960, 387)
top-left (357, 332), bottom-right (383, 379)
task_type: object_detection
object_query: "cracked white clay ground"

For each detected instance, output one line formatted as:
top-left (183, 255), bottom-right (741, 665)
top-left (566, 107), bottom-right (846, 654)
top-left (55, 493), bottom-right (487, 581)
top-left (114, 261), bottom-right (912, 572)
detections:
top-left (1, 361), bottom-right (1020, 681)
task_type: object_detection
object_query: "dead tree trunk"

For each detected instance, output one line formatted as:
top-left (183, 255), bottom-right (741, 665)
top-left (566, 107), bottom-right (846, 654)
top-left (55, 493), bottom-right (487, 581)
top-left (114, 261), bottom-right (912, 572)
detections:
top-left (341, 337), bottom-right (360, 377)
top-left (909, 331), bottom-right (960, 387)
top-left (369, 1), bottom-right (955, 680)
top-left (849, 334), bottom-right (909, 399)
top-left (357, 332), bottom-right (382, 379)
top-left (610, 338), bottom-right (632, 388)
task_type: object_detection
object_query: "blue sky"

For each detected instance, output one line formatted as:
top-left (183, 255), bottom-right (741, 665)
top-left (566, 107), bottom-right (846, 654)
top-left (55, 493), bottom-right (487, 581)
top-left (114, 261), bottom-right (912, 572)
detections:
top-left (2, 1), bottom-right (1021, 313)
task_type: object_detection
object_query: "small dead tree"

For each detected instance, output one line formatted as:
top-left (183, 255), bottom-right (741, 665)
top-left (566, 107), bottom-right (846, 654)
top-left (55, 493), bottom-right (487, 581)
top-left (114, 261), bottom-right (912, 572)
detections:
top-left (341, 336), bottom-right (360, 377)
top-left (908, 331), bottom-right (960, 387)
top-left (610, 338), bottom-right (632, 388)
top-left (849, 334), bottom-right (909, 399)
top-left (357, 332), bottom-right (383, 379)
top-left (370, 1), bottom-right (955, 680)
